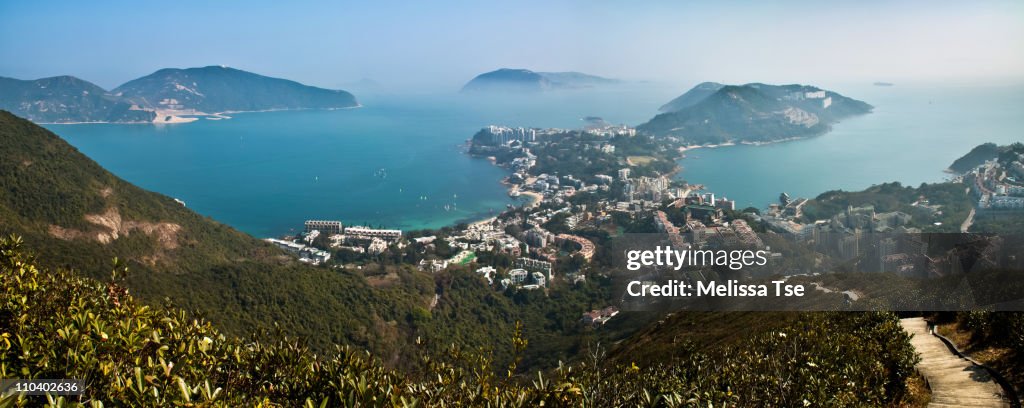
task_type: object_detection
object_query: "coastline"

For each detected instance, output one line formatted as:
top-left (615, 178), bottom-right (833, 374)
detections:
top-left (503, 178), bottom-right (543, 207)
top-left (471, 143), bottom-right (546, 210)
top-left (37, 104), bottom-right (364, 126)
top-left (677, 136), bottom-right (812, 154)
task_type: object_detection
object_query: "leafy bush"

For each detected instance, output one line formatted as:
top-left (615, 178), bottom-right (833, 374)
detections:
top-left (1, 236), bottom-right (920, 407)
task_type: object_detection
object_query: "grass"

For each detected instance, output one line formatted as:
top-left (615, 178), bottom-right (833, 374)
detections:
top-left (626, 155), bottom-right (656, 166)
top-left (450, 250), bottom-right (476, 265)
top-left (900, 373), bottom-right (931, 407)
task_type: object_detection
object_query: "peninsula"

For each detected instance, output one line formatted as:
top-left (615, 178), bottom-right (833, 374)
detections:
top-left (638, 82), bottom-right (872, 145)
top-left (0, 66), bottom-right (359, 124)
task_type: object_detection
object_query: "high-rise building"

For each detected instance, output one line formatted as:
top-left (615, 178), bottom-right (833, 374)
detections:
top-left (305, 220), bottom-right (343, 234)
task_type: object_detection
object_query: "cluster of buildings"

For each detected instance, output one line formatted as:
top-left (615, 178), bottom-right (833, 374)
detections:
top-left (583, 124), bottom-right (637, 137)
top-left (265, 238), bottom-right (332, 265)
top-left (969, 158), bottom-right (1024, 210)
top-left (654, 208), bottom-right (764, 252)
top-left (270, 220), bottom-right (406, 262)
top-left (480, 125), bottom-right (537, 146)
top-left (498, 257), bottom-right (555, 290)
top-left (504, 268), bottom-right (547, 290)
top-left (555, 234), bottom-right (596, 260)
top-left (780, 88), bottom-right (833, 109)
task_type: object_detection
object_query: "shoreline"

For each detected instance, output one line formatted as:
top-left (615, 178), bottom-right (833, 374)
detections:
top-left (38, 104), bottom-right (364, 126)
top-left (677, 136), bottom-right (813, 154)
top-left (502, 178), bottom-right (543, 207)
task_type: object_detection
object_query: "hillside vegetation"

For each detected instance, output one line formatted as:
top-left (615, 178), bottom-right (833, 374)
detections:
top-left (638, 83), bottom-right (872, 144)
top-left (0, 110), bottom-right (665, 373)
top-left (800, 181), bottom-right (973, 232)
top-left (0, 236), bottom-right (921, 407)
top-left (113, 66), bottom-right (358, 113)
top-left (0, 110), bottom-right (434, 360)
top-left (0, 76), bottom-right (154, 123)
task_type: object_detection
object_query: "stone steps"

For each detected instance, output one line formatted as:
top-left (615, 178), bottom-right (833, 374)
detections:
top-left (899, 317), bottom-right (1011, 408)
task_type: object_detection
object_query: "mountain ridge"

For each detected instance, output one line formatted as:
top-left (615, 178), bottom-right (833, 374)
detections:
top-left (0, 75), bottom-right (156, 123)
top-left (0, 67), bottom-right (359, 124)
top-left (638, 82), bottom-right (872, 144)
top-left (113, 65), bottom-right (359, 114)
top-left (0, 110), bottom-right (425, 360)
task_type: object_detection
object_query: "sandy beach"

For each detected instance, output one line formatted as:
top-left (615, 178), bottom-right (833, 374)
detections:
top-left (153, 111), bottom-right (199, 124)
top-left (519, 190), bottom-right (543, 207)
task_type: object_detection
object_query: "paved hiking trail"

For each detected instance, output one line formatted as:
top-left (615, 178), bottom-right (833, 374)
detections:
top-left (901, 317), bottom-right (1011, 407)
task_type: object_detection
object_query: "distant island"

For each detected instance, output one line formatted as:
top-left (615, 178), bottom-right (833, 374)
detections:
top-left (0, 76), bottom-right (156, 123)
top-left (873, 82), bottom-right (895, 87)
top-left (0, 66), bottom-right (359, 124)
top-left (637, 82), bottom-right (873, 145)
top-left (461, 68), bottom-right (619, 92)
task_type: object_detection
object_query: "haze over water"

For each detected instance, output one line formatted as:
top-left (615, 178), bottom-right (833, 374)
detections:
top-left (47, 82), bottom-right (1023, 237)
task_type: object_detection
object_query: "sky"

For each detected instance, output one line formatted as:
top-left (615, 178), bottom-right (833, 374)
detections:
top-left (1, 0), bottom-right (1022, 91)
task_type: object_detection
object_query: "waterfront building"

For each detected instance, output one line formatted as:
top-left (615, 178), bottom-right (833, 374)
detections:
top-left (714, 197), bottom-right (736, 212)
top-left (305, 220), bottom-right (343, 234)
top-left (484, 125), bottom-right (536, 145)
top-left (344, 226), bottom-right (402, 242)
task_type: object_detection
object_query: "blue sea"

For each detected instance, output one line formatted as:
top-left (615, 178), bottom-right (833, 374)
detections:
top-left (45, 85), bottom-right (675, 237)
top-left (675, 83), bottom-right (1024, 209)
top-left (46, 82), bottom-right (1023, 237)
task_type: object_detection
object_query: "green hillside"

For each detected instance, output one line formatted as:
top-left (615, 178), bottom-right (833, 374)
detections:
top-left (113, 66), bottom-right (359, 113)
top-left (0, 236), bottom-right (922, 406)
top-left (0, 110), bottom-right (642, 373)
top-left (0, 110), bottom-right (430, 360)
top-left (638, 83), bottom-right (872, 144)
top-left (0, 76), bottom-right (155, 123)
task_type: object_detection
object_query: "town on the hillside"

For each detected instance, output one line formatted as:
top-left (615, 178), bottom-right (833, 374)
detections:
top-left (268, 122), bottom-right (1022, 320)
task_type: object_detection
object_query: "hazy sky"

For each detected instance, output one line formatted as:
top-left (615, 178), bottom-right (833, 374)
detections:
top-left (1, 0), bottom-right (1022, 91)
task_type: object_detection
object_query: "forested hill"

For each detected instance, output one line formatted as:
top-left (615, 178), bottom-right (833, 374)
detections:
top-left (947, 142), bottom-right (1014, 174)
top-left (113, 66), bottom-right (359, 113)
top-left (0, 110), bottom-right (426, 359)
top-left (0, 76), bottom-right (155, 123)
top-left (1, 235), bottom-right (922, 406)
top-left (638, 82), bottom-right (872, 145)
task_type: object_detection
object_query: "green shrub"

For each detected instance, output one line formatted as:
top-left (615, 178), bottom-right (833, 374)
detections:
top-left (0, 236), bottom-right (918, 407)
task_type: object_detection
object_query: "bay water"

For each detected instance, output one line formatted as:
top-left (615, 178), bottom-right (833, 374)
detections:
top-left (45, 82), bottom-right (1023, 236)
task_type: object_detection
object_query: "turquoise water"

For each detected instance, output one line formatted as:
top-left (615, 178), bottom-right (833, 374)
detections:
top-left (675, 83), bottom-right (1024, 210)
top-left (45, 83), bottom-right (1023, 236)
top-left (46, 85), bottom-right (676, 237)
